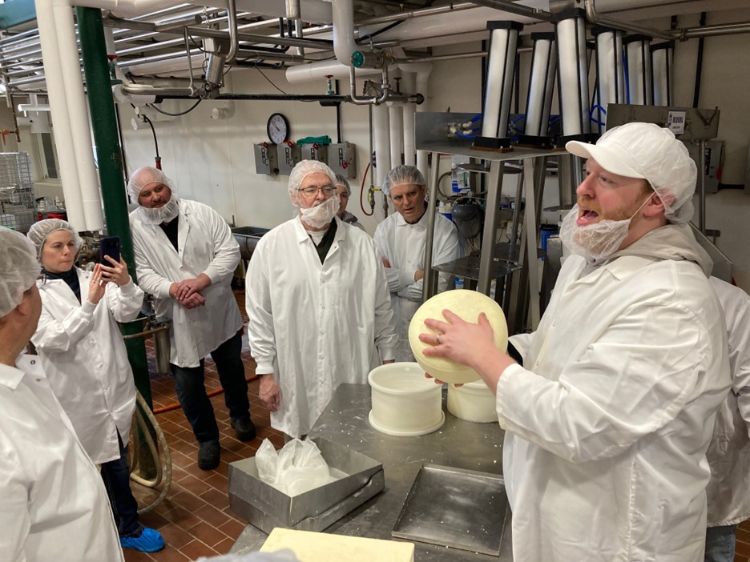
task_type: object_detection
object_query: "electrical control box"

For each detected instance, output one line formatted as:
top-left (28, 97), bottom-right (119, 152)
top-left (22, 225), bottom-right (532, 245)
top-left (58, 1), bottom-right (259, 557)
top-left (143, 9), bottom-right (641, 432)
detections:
top-left (254, 143), bottom-right (279, 175)
top-left (300, 143), bottom-right (328, 164)
top-left (277, 143), bottom-right (301, 176)
top-left (327, 142), bottom-right (357, 178)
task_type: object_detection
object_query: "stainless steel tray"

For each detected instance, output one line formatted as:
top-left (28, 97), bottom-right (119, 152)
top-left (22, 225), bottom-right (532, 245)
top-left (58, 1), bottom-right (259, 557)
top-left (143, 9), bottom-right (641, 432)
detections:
top-left (391, 463), bottom-right (508, 556)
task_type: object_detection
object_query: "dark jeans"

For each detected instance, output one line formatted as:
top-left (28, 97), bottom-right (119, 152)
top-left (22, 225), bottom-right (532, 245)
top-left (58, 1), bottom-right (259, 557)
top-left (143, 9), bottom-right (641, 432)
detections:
top-left (100, 433), bottom-right (141, 537)
top-left (171, 330), bottom-right (250, 443)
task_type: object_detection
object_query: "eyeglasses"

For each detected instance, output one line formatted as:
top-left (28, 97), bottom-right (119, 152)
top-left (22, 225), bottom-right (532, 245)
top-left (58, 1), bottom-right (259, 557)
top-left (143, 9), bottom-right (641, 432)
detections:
top-left (298, 185), bottom-right (336, 197)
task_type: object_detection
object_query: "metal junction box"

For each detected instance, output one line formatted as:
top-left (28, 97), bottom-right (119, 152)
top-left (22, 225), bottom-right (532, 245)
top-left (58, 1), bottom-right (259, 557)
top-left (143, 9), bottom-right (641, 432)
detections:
top-left (254, 143), bottom-right (279, 175)
top-left (328, 142), bottom-right (357, 178)
top-left (300, 143), bottom-right (328, 163)
top-left (277, 143), bottom-right (301, 175)
top-left (228, 437), bottom-right (384, 534)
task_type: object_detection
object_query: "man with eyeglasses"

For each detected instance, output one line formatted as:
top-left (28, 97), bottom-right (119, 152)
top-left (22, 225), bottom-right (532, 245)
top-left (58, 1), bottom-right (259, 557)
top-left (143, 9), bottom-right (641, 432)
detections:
top-left (128, 166), bottom-right (254, 471)
top-left (246, 160), bottom-right (397, 439)
top-left (334, 173), bottom-right (366, 231)
top-left (374, 165), bottom-right (461, 362)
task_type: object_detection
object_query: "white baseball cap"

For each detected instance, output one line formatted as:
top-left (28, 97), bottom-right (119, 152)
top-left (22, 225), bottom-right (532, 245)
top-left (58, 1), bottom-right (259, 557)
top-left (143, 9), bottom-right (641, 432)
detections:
top-left (566, 122), bottom-right (697, 223)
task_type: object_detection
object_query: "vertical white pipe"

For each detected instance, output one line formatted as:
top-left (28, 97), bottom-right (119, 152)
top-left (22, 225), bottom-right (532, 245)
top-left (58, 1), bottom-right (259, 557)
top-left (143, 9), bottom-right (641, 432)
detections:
top-left (331, 0), bottom-right (355, 67)
top-left (556, 14), bottom-right (589, 136)
top-left (401, 71), bottom-right (416, 166)
top-left (372, 103), bottom-right (390, 188)
top-left (651, 43), bottom-right (672, 106)
top-left (54, 0), bottom-right (103, 230)
top-left (625, 36), bottom-right (652, 105)
top-left (388, 103), bottom-right (403, 170)
top-left (35, 0), bottom-right (85, 229)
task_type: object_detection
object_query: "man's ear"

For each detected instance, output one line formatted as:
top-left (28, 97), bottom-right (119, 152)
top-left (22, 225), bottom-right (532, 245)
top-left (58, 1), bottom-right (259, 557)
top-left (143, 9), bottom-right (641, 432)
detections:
top-left (15, 288), bottom-right (33, 317)
top-left (643, 192), bottom-right (669, 218)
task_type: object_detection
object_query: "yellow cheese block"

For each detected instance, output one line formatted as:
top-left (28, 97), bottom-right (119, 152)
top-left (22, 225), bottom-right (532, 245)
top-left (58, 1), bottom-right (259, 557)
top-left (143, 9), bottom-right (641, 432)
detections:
top-left (260, 528), bottom-right (415, 562)
top-left (408, 289), bottom-right (508, 384)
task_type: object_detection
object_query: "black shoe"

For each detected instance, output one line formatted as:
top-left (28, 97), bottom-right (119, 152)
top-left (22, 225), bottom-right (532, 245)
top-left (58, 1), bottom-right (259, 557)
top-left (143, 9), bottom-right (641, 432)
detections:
top-left (231, 417), bottom-right (257, 442)
top-left (198, 440), bottom-right (220, 470)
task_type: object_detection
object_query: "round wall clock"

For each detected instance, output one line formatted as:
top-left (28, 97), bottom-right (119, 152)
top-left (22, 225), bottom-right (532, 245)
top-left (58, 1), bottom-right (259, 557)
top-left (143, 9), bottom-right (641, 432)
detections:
top-left (267, 112), bottom-right (290, 144)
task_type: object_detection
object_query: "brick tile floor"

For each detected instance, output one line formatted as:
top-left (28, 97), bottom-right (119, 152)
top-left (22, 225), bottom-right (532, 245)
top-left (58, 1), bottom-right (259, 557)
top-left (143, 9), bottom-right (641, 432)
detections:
top-left (123, 291), bottom-right (284, 561)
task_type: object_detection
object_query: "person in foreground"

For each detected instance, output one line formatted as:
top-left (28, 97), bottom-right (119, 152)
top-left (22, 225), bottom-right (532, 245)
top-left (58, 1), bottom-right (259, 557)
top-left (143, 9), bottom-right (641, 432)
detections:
top-left (704, 276), bottom-right (750, 562)
top-left (129, 166), bottom-right (255, 470)
top-left (27, 219), bottom-right (165, 553)
top-left (420, 122), bottom-right (730, 562)
top-left (246, 160), bottom-right (397, 439)
top-left (0, 227), bottom-right (124, 561)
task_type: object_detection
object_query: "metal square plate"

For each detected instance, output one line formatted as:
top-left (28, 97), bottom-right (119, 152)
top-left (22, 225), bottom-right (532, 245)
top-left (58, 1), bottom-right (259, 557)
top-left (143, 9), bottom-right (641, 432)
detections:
top-left (391, 464), bottom-right (508, 556)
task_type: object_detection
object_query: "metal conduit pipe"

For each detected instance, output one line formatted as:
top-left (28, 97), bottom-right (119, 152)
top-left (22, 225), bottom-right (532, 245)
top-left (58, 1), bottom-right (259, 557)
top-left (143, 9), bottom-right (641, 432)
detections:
top-left (469, 0), bottom-right (554, 22)
top-left (585, 0), bottom-right (671, 40)
top-left (0, 28), bottom-right (40, 46)
top-left (679, 22), bottom-right (750, 39)
top-left (225, 0), bottom-right (239, 64)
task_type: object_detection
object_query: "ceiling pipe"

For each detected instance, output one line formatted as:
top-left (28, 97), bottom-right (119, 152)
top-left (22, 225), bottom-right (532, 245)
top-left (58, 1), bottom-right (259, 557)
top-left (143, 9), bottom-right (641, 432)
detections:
top-left (584, 0), bottom-right (672, 40)
top-left (469, 0), bottom-right (554, 22)
top-left (678, 21), bottom-right (750, 39)
top-left (331, 0), bottom-right (355, 67)
top-left (225, 0), bottom-right (239, 64)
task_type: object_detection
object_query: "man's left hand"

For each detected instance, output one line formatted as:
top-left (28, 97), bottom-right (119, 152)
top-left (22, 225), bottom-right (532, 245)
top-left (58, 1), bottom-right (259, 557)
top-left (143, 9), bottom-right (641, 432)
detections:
top-left (174, 274), bottom-right (211, 300)
top-left (414, 269), bottom-right (424, 282)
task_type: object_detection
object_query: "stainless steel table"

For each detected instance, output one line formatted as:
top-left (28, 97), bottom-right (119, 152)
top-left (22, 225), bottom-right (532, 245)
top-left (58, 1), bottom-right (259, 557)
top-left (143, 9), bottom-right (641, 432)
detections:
top-left (232, 383), bottom-right (513, 561)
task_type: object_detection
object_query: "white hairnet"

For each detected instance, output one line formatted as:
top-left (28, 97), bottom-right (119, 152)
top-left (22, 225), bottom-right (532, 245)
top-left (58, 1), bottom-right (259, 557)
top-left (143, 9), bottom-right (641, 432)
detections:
top-left (334, 173), bottom-right (351, 195)
top-left (127, 166), bottom-right (176, 203)
top-left (287, 160), bottom-right (336, 207)
top-left (0, 227), bottom-right (41, 318)
top-left (382, 165), bottom-right (426, 197)
top-left (566, 122), bottom-right (696, 223)
top-left (26, 219), bottom-right (82, 257)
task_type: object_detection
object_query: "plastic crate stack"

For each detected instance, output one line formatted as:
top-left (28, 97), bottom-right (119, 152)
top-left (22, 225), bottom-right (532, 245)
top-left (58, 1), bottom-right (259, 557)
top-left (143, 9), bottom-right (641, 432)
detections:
top-left (0, 152), bottom-right (35, 233)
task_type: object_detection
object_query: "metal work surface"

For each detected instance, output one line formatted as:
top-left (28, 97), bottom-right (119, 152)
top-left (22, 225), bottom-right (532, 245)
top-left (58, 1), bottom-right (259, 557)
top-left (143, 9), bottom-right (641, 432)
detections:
top-left (233, 383), bottom-right (512, 561)
top-left (392, 464), bottom-right (508, 556)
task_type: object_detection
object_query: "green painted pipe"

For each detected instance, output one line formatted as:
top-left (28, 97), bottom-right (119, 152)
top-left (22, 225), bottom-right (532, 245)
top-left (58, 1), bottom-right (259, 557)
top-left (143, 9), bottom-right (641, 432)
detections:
top-left (77, 6), bottom-right (153, 408)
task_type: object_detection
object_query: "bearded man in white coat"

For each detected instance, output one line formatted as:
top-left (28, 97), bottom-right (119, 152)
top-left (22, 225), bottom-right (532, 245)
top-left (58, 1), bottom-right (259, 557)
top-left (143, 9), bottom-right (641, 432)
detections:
top-left (129, 166), bottom-right (254, 470)
top-left (246, 160), bottom-right (397, 439)
top-left (374, 165), bottom-right (461, 362)
top-left (419, 123), bottom-right (730, 562)
top-left (0, 227), bottom-right (124, 562)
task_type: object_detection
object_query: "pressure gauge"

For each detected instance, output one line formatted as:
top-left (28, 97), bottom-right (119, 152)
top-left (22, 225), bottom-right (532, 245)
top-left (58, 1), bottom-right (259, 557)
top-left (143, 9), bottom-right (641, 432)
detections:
top-left (267, 112), bottom-right (290, 144)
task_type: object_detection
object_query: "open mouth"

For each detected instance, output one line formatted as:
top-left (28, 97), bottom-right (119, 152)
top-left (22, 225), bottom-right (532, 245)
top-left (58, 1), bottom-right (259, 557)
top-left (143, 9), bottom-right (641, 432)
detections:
top-left (577, 208), bottom-right (600, 226)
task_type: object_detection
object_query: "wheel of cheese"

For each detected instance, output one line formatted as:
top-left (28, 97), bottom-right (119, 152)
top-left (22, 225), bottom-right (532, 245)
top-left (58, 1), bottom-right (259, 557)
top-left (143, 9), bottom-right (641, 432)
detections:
top-left (408, 289), bottom-right (508, 385)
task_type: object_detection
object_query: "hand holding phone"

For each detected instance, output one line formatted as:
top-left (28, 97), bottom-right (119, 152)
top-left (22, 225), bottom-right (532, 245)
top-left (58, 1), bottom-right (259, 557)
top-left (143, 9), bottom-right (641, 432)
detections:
top-left (99, 236), bottom-right (121, 265)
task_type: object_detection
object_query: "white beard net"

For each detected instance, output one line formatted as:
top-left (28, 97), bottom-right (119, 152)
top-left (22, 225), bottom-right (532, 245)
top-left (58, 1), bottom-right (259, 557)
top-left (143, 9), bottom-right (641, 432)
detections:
top-left (300, 196), bottom-right (340, 230)
top-left (559, 204), bottom-right (634, 265)
top-left (137, 196), bottom-right (180, 225)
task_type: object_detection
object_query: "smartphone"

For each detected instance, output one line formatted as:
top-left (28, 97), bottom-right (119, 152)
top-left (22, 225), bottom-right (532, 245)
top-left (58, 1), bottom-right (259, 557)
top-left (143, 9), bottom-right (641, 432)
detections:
top-left (99, 236), bottom-right (121, 265)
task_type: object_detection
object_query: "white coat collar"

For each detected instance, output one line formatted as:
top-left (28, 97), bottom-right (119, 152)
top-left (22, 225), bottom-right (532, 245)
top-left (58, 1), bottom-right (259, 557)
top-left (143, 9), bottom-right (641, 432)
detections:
top-left (0, 354), bottom-right (43, 390)
top-left (292, 215), bottom-right (347, 246)
top-left (39, 267), bottom-right (89, 306)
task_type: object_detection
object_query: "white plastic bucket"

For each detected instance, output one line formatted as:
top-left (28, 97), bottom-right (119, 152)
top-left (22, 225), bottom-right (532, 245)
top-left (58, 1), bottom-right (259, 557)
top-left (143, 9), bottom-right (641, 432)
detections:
top-left (368, 362), bottom-right (444, 436)
top-left (447, 379), bottom-right (497, 423)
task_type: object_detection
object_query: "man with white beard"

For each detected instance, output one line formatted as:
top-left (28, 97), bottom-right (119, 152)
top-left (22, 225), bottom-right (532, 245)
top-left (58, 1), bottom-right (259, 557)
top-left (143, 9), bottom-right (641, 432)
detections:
top-left (128, 167), bottom-right (254, 470)
top-left (245, 160), bottom-right (397, 439)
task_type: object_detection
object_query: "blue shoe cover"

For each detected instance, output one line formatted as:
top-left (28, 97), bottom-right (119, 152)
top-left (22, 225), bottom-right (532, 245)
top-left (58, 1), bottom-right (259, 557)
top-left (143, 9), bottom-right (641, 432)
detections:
top-left (120, 527), bottom-right (165, 553)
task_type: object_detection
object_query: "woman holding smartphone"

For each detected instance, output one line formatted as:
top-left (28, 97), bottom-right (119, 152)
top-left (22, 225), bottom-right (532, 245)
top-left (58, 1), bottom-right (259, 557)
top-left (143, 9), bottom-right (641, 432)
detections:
top-left (27, 219), bottom-right (164, 554)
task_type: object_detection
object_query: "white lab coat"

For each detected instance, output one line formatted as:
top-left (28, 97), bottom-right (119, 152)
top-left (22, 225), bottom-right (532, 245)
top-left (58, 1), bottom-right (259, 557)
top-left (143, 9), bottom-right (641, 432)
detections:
top-left (374, 211), bottom-right (461, 361)
top-left (498, 224), bottom-right (730, 562)
top-left (130, 199), bottom-right (243, 368)
top-left (31, 269), bottom-right (143, 464)
top-left (0, 355), bottom-right (124, 562)
top-left (246, 217), bottom-right (397, 437)
top-left (706, 277), bottom-right (750, 527)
